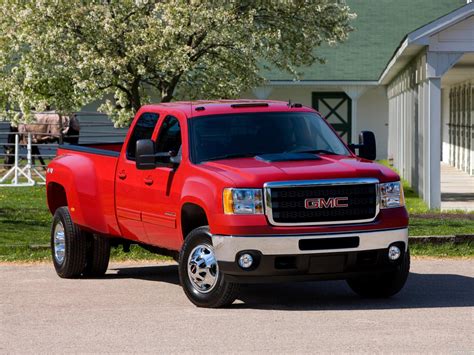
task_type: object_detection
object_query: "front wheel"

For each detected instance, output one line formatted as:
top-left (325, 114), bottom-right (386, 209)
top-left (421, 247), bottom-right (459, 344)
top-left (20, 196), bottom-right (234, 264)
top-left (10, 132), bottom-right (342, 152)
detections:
top-left (178, 226), bottom-right (239, 308)
top-left (347, 248), bottom-right (410, 298)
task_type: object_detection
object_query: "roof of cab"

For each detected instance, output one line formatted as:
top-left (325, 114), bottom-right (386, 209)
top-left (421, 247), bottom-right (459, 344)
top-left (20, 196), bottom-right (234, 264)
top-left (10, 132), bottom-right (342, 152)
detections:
top-left (139, 99), bottom-right (315, 118)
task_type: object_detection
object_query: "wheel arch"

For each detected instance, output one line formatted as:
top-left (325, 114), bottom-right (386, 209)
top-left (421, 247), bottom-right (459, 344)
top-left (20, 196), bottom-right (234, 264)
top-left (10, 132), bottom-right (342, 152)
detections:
top-left (181, 202), bottom-right (209, 240)
top-left (47, 182), bottom-right (68, 214)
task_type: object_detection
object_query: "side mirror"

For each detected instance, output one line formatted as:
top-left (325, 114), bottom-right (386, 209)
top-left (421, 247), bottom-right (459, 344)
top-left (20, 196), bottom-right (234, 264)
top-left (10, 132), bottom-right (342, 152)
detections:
top-left (349, 131), bottom-right (376, 160)
top-left (136, 139), bottom-right (156, 170)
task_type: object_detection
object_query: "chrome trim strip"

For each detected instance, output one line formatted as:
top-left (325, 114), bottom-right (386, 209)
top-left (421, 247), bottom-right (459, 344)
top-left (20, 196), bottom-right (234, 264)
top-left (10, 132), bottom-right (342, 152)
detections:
top-left (263, 178), bottom-right (380, 188)
top-left (213, 228), bottom-right (408, 262)
top-left (220, 226), bottom-right (407, 238)
top-left (263, 178), bottom-right (380, 226)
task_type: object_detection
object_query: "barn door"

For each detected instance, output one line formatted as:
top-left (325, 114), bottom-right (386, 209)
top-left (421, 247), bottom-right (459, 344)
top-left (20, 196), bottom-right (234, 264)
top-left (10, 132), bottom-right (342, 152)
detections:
top-left (312, 92), bottom-right (352, 143)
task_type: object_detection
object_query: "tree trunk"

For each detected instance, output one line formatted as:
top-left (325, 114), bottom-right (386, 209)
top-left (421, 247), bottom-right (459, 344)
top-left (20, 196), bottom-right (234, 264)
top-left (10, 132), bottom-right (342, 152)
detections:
top-left (130, 79), bottom-right (141, 111)
top-left (161, 91), bottom-right (173, 103)
top-left (161, 83), bottom-right (174, 102)
top-left (160, 74), bottom-right (182, 103)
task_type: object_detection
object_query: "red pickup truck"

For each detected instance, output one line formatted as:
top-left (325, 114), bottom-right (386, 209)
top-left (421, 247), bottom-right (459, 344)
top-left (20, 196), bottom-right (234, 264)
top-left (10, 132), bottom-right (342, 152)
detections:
top-left (46, 100), bottom-right (409, 307)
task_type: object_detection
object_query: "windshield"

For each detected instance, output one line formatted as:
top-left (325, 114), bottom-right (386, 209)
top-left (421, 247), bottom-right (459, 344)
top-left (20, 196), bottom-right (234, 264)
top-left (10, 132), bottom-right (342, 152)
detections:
top-left (190, 112), bottom-right (351, 163)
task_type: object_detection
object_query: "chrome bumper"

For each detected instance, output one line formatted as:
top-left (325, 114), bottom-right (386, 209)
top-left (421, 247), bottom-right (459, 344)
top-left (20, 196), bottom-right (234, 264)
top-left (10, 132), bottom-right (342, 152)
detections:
top-left (212, 228), bottom-right (408, 262)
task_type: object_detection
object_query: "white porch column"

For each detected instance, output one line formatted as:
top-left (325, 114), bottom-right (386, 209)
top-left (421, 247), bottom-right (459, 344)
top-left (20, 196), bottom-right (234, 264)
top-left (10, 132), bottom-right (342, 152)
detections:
top-left (441, 88), bottom-right (450, 163)
top-left (426, 78), bottom-right (442, 209)
top-left (342, 86), bottom-right (368, 143)
top-left (424, 51), bottom-right (463, 208)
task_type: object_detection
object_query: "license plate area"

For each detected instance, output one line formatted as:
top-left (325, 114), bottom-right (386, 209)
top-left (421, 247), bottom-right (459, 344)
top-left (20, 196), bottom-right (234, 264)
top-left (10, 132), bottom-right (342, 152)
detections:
top-left (299, 236), bottom-right (360, 251)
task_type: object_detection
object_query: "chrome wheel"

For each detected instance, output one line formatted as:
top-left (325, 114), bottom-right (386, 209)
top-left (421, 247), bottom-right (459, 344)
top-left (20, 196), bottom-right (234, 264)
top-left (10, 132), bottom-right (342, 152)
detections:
top-left (53, 222), bottom-right (65, 264)
top-left (187, 244), bottom-right (219, 294)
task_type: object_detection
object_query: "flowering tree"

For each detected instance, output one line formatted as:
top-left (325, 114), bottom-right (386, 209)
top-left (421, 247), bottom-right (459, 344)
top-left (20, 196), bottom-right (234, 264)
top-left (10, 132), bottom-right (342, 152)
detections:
top-left (0, 1), bottom-right (354, 126)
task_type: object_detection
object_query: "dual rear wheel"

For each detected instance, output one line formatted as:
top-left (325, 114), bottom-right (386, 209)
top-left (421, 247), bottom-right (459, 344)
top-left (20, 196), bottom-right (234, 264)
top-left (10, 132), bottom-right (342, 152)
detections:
top-left (51, 209), bottom-right (237, 307)
top-left (51, 207), bottom-right (110, 278)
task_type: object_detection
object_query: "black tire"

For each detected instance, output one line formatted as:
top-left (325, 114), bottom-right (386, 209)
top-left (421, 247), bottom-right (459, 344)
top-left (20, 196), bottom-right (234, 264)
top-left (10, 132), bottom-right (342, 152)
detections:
top-left (83, 233), bottom-right (111, 277)
top-left (178, 226), bottom-right (239, 308)
top-left (50, 206), bottom-right (87, 278)
top-left (347, 248), bottom-right (410, 298)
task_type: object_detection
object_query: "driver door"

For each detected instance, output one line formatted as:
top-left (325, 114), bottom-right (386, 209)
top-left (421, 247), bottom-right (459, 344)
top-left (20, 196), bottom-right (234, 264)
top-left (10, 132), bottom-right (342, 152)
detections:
top-left (141, 115), bottom-right (183, 250)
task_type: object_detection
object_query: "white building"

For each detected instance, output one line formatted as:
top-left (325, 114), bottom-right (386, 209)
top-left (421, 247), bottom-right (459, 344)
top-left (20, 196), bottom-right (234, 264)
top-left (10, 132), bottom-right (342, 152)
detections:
top-left (245, 0), bottom-right (474, 209)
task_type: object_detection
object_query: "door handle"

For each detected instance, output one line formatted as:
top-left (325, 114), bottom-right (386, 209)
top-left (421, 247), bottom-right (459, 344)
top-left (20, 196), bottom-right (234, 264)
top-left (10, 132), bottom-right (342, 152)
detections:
top-left (118, 170), bottom-right (127, 180)
top-left (144, 177), bottom-right (154, 186)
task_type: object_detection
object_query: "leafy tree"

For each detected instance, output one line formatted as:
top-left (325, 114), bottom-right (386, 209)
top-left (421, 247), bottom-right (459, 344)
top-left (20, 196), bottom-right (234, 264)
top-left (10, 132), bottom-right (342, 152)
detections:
top-left (0, 1), bottom-right (354, 126)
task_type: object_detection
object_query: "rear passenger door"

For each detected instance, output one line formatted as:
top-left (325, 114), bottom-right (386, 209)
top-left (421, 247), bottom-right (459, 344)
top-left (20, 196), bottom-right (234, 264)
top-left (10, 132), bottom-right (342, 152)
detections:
top-left (116, 112), bottom-right (159, 242)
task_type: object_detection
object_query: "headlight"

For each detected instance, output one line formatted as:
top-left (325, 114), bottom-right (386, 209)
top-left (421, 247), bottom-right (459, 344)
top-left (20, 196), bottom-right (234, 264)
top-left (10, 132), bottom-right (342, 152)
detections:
top-left (223, 188), bottom-right (263, 215)
top-left (379, 181), bottom-right (405, 209)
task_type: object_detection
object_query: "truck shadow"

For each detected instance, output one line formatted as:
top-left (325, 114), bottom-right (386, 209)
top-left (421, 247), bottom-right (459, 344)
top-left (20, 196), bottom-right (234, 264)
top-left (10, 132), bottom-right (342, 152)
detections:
top-left (108, 265), bottom-right (180, 285)
top-left (235, 272), bottom-right (474, 311)
top-left (108, 265), bottom-right (474, 311)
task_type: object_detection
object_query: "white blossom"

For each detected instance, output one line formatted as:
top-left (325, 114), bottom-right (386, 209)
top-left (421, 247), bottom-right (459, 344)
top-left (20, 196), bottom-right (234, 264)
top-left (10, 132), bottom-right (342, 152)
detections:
top-left (0, 1), bottom-right (354, 127)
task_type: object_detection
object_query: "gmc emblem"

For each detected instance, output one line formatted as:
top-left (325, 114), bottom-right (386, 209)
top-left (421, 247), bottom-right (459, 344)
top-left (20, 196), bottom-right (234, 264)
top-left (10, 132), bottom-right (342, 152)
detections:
top-left (305, 197), bottom-right (349, 209)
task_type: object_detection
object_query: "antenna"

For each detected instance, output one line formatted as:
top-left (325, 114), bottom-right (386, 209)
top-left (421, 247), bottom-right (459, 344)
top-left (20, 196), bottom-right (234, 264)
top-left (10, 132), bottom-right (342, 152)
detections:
top-left (287, 99), bottom-right (302, 108)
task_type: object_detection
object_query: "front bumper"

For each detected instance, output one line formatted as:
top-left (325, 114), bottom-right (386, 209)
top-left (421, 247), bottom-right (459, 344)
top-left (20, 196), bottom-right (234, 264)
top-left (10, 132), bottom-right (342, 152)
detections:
top-left (212, 228), bottom-right (408, 283)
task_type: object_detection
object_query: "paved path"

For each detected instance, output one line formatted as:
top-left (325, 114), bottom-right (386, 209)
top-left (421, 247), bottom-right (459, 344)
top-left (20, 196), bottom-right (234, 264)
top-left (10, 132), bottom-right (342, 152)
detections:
top-left (441, 163), bottom-right (474, 211)
top-left (1, 259), bottom-right (473, 353)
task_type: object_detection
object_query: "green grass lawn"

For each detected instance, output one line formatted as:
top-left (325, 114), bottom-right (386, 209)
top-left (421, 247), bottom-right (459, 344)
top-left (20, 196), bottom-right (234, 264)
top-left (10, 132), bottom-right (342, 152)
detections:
top-left (410, 215), bottom-right (474, 236)
top-left (0, 187), bottom-right (50, 247)
top-left (0, 186), bottom-right (168, 262)
top-left (409, 242), bottom-right (473, 257)
top-left (0, 184), bottom-right (473, 261)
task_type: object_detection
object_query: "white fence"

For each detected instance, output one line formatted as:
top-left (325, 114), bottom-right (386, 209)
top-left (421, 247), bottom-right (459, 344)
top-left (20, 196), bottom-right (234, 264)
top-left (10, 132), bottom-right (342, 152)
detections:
top-left (0, 133), bottom-right (46, 186)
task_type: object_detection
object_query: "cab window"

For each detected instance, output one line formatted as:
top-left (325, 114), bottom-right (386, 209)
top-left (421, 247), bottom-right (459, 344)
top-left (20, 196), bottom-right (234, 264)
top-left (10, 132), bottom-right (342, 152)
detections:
top-left (155, 115), bottom-right (182, 155)
top-left (126, 112), bottom-right (159, 160)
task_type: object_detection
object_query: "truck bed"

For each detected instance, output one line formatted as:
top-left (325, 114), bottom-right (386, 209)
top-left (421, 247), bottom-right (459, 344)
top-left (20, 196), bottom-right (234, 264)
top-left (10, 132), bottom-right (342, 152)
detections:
top-left (58, 142), bottom-right (123, 157)
top-left (52, 142), bottom-right (123, 236)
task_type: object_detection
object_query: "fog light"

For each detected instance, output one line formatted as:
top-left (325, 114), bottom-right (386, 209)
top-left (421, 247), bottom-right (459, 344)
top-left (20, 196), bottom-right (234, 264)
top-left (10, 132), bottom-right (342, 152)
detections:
top-left (388, 245), bottom-right (401, 261)
top-left (238, 253), bottom-right (254, 269)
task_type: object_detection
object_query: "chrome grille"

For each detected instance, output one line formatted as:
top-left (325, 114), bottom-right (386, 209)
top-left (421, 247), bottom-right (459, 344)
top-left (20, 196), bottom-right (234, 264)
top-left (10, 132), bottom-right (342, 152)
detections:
top-left (264, 178), bottom-right (379, 226)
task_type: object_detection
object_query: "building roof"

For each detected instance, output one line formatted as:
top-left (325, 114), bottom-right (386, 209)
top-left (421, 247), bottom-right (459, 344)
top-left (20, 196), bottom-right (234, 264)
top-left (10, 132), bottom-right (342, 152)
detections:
top-left (262, 0), bottom-right (466, 82)
top-left (379, 1), bottom-right (474, 85)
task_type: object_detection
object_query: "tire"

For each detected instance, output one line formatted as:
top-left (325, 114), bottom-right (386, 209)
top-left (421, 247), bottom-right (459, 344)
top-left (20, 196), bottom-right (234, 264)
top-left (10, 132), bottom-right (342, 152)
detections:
top-left (83, 233), bottom-right (111, 277)
top-left (51, 206), bottom-right (87, 278)
top-left (178, 226), bottom-right (239, 308)
top-left (347, 248), bottom-right (410, 298)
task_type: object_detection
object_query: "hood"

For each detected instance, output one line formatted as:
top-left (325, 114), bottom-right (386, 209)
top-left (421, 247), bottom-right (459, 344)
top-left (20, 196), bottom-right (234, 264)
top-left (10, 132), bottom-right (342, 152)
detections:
top-left (200, 155), bottom-right (399, 186)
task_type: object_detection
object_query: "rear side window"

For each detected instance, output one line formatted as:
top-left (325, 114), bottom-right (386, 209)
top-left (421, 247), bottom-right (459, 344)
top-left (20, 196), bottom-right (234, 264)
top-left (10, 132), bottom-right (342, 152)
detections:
top-left (126, 112), bottom-right (159, 160)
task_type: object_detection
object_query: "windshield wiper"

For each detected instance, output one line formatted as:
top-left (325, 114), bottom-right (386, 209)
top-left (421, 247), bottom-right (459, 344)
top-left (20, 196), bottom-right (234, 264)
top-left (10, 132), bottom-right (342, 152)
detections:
top-left (287, 149), bottom-right (338, 155)
top-left (202, 152), bottom-right (260, 162)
